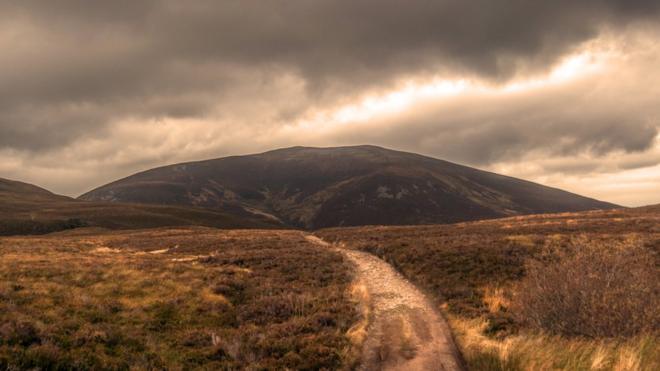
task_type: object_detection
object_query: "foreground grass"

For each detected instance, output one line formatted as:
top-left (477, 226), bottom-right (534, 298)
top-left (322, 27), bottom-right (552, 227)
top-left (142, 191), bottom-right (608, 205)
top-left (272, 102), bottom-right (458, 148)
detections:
top-left (318, 207), bottom-right (660, 370)
top-left (0, 228), bottom-right (360, 369)
top-left (451, 316), bottom-right (658, 371)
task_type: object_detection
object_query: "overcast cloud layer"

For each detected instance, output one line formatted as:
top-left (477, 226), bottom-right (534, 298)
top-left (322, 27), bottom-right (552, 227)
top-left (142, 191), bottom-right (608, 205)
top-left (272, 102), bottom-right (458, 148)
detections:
top-left (1, 1), bottom-right (659, 206)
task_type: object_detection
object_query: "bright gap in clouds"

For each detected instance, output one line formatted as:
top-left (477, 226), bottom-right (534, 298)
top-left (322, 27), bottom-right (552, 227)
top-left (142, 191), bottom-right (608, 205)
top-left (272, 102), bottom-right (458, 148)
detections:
top-left (282, 40), bottom-right (660, 207)
top-left (295, 47), bottom-right (611, 129)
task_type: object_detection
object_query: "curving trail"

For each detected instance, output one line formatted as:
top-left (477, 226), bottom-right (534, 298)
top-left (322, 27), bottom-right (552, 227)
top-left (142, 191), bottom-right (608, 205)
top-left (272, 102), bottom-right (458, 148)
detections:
top-left (305, 235), bottom-right (465, 371)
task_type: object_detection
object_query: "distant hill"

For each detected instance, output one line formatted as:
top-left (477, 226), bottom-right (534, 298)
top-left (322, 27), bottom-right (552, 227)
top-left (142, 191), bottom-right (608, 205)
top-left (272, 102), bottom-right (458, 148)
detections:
top-left (0, 177), bottom-right (279, 236)
top-left (0, 177), bottom-right (72, 204)
top-left (80, 145), bottom-right (619, 229)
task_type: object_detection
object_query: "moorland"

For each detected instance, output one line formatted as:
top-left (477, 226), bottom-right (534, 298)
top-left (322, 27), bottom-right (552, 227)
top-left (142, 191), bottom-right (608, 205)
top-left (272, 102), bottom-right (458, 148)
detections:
top-left (0, 229), bottom-right (361, 369)
top-left (319, 205), bottom-right (660, 370)
top-left (0, 147), bottom-right (657, 370)
top-left (1, 206), bottom-right (657, 370)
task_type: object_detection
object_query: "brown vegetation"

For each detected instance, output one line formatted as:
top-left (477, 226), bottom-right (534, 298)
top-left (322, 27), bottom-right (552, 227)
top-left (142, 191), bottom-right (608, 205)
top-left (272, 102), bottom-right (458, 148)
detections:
top-left (0, 228), bottom-right (360, 369)
top-left (79, 145), bottom-right (618, 229)
top-left (0, 177), bottom-right (281, 236)
top-left (512, 237), bottom-right (658, 338)
top-left (318, 206), bottom-right (660, 370)
top-left (0, 218), bottom-right (87, 236)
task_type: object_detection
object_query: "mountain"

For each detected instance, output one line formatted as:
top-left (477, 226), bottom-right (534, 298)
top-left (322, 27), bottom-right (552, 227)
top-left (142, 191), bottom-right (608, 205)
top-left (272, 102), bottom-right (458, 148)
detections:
top-left (0, 177), bottom-right (73, 204)
top-left (79, 145), bottom-right (619, 229)
top-left (0, 177), bottom-right (279, 236)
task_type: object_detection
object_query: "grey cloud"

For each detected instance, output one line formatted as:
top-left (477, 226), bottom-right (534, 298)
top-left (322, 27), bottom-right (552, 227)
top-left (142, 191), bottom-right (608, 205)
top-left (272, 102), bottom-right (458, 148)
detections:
top-left (327, 67), bottom-right (660, 169)
top-left (1, 0), bottom-right (660, 204)
top-left (2, 0), bottom-right (660, 152)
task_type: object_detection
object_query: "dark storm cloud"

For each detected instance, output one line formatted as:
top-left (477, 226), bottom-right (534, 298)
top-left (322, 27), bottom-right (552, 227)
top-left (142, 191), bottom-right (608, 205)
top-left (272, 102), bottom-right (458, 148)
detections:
top-left (2, 0), bottom-right (660, 151)
top-left (2, 0), bottom-right (660, 204)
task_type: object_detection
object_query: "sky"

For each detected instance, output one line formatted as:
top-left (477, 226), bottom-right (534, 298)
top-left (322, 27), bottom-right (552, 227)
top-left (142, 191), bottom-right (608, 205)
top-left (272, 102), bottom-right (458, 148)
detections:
top-left (1, 1), bottom-right (659, 206)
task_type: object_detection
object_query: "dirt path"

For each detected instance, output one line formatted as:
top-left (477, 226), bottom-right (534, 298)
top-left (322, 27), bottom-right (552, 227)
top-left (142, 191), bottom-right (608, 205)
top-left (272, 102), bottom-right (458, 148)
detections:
top-left (305, 236), bottom-right (464, 371)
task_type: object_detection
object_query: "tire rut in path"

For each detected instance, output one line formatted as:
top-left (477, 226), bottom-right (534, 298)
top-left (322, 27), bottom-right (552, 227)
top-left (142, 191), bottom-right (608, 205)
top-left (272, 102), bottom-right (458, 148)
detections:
top-left (305, 235), bottom-right (464, 371)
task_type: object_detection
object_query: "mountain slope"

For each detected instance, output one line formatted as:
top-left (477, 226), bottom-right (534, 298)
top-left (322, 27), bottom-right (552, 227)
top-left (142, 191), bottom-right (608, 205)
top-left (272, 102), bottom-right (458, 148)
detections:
top-left (0, 178), bottom-right (72, 205)
top-left (80, 145), bottom-right (618, 229)
top-left (0, 177), bottom-right (280, 235)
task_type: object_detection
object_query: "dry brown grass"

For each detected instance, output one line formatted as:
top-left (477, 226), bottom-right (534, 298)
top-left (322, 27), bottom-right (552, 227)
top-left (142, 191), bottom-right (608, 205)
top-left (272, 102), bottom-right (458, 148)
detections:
top-left (0, 227), bottom-right (360, 369)
top-left (511, 237), bottom-right (658, 338)
top-left (449, 315), bottom-right (658, 371)
top-left (483, 286), bottom-right (510, 315)
top-left (342, 280), bottom-right (371, 369)
top-left (318, 207), bottom-right (660, 370)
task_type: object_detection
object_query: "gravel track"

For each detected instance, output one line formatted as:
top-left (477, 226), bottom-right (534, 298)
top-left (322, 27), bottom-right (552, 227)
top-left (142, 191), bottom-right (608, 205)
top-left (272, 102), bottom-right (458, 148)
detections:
top-left (305, 235), bottom-right (465, 371)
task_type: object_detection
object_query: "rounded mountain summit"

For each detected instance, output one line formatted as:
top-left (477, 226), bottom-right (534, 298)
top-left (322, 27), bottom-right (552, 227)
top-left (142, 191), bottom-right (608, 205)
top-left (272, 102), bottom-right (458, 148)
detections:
top-left (79, 145), bottom-right (618, 229)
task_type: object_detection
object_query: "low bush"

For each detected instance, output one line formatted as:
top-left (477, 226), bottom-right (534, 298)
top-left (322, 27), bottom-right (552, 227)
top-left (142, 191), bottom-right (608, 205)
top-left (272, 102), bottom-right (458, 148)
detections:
top-left (511, 238), bottom-right (659, 338)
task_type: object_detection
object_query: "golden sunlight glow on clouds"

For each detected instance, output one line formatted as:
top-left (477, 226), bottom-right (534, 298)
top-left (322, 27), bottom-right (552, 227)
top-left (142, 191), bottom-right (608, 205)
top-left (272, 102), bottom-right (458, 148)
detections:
top-left (3, 33), bottom-right (659, 207)
top-left (490, 134), bottom-right (660, 207)
top-left (292, 44), bottom-right (613, 132)
top-left (1, 1), bottom-right (659, 206)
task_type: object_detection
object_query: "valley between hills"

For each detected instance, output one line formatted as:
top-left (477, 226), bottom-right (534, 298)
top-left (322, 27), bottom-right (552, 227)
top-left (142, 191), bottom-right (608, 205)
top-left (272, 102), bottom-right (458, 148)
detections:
top-left (0, 146), bottom-right (657, 370)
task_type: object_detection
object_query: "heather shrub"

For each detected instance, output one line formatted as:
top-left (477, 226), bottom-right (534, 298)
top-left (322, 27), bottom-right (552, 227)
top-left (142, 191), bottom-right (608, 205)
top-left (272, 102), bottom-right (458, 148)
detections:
top-left (319, 209), bottom-right (660, 369)
top-left (0, 218), bottom-right (87, 236)
top-left (511, 238), bottom-right (659, 338)
top-left (0, 229), bottom-right (360, 369)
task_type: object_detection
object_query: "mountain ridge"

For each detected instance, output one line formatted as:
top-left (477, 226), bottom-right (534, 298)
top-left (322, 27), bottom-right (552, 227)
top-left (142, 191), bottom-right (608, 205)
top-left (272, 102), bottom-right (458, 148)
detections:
top-left (79, 145), bottom-right (619, 228)
top-left (0, 176), bottom-right (280, 235)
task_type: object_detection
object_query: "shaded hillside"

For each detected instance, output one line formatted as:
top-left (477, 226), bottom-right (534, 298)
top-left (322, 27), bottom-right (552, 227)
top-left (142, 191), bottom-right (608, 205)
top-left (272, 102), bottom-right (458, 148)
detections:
top-left (0, 178), bottom-right (279, 235)
top-left (0, 178), bottom-right (72, 205)
top-left (81, 145), bottom-right (618, 229)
